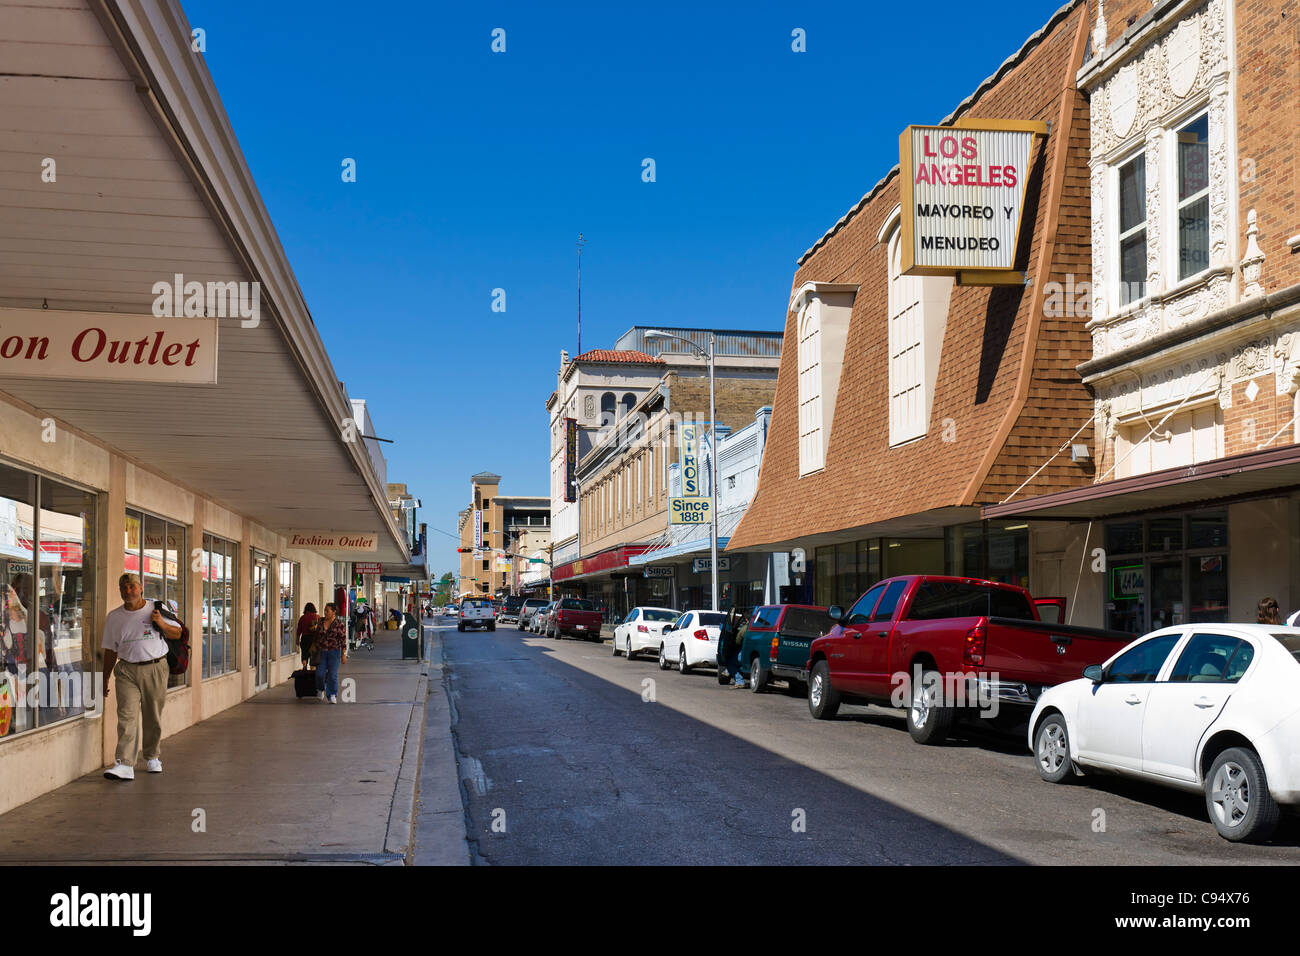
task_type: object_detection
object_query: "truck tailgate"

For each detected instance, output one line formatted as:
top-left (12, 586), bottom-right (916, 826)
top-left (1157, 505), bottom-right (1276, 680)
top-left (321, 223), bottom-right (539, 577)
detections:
top-left (984, 617), bottom-right (1133, 687)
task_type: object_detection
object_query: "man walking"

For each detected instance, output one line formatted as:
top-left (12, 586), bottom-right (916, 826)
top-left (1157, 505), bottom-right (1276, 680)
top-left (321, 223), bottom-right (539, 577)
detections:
top-left (101, 573), bottom-right (180, 781)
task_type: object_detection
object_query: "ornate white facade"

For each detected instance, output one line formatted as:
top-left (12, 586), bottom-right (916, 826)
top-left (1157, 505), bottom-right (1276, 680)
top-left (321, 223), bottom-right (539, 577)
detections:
top-left (1080, 0), bottom-right (1295, 474)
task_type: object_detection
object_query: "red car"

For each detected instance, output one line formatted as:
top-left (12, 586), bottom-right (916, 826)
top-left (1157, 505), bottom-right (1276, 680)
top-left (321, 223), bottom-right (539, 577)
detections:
top-left (805, 575), bottom-right (1134, 744)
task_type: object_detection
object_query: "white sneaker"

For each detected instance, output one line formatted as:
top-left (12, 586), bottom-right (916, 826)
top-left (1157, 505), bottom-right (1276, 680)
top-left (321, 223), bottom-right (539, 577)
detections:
top-left (328, 695), bottom-right (338, 704)
top-left (104, 761), bottom-right (134, 781)
top-left (145, 758), bottom-right (163, 774)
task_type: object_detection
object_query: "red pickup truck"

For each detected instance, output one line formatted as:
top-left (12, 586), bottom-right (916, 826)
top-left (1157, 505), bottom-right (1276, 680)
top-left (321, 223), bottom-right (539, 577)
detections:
top-left (548, 598), bottom-right (604, 641)
top-left (805, 575), bottom-right (1134, 745)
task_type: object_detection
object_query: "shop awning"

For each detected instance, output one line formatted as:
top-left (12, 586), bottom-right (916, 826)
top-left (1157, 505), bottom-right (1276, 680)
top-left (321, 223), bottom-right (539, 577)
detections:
top-left (553, 544), bottom-right (653, 583)
top-left (629, 508), bottom-right (745, 565)
top-left (983, 444), bottom-right (1300, 521)
top-left (0, 2), bottom-right (409, 564)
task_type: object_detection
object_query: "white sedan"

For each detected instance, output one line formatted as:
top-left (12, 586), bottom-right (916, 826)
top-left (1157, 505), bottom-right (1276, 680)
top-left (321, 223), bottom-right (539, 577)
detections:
top-left (612, 606), bottom-right (678, 661)
top-left (658, 610), bottom-right (725, 675)
top-left (1029, 623), bottom-right (1300, 842)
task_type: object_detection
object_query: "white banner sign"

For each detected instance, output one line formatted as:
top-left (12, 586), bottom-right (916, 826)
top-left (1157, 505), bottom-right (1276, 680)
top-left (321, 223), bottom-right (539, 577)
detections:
top-left (692, 557), bottom-right (730, 573)
top-left (899, 121), bottom-right (1045, 279)
top-left (0, 308), bottom-right (218, 384)
top-left (474, 509), bottom-right (483, 548)
top-left (287, 532), bottom-right (378, 552)
top-left (679, 425), bottom-right (702, 497)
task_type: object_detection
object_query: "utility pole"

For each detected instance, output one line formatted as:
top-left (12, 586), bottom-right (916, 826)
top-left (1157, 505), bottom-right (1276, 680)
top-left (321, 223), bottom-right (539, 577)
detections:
top-left (577, 233), bottom-right (586, 356)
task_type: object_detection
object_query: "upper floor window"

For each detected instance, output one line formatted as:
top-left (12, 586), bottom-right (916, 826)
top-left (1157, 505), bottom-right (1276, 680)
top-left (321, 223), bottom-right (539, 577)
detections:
top-left (797, 299), bottom-right (824, 476)
top-left (620, 393), bottom-right (636, 419)
top-left (887, 227), bottom-right (952, 446)
top-left (1176, 113), bottom-right (1209, 282)
top-left (1118, 153), bottom-right (1147, 307)
top-left (600, 392), bottom-right (615, 429)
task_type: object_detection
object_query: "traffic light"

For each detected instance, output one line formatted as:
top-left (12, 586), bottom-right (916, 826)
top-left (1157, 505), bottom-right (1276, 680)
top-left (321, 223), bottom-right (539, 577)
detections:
top-left (457, 547), bottom-right (472, 553)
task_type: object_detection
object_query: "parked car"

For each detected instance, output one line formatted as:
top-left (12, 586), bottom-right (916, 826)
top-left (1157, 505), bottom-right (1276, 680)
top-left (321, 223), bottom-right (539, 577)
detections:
top-left (530, 602), bottom-right (555, 633)
top-left (613, 606), bottom-right (678, 660)
top-left (806, 575), bottom-right (1134, 744)
top-left (1030, 623), bottom-right (1300, 843)
top-left (659, 609), bottom-right (726, 674)
top-left (498, 595), bottom-right (525, 624)
top-left (740, 604), bottom-right (832, 693)
top-left (549, 598), bottom-right (603, 640)
top-left (517, 599), bottom-right (550, 631)
top-left (457, 597), bottom-right (495, 632)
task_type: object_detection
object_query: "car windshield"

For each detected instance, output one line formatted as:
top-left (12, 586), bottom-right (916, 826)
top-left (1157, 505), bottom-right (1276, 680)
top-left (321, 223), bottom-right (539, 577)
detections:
top-left (561, 599), bottom-right (593, 610)
top-left (642, 609), bottom-right (677, 622)
top-left (1272, 634), bottom-right (1300, 663)
top-left (524, 600), bottom-right (547, 608)
top-left (698, 612), bottom-right (726, 627)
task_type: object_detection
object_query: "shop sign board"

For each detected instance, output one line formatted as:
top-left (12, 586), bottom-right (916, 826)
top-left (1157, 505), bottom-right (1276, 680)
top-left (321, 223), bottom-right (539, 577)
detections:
top-left (0, 307), bottom-right (218, 384)
top-left (474, 510), bottom-right (483, 548)
top-left (564, 418), bottom-right (578, 502)
top-left (1111, 564), bottom-right (1145, 601)
top-left (286, 532), bottom-right (378, 552)
top-left (898, 120), bottom-right (1047, 284)
top-left (669, 497), bottom-right (711, 525)
top-left (679, 424), bottom-right (702, 497)
top-left (353, 562), bottom-right (382, 575)
top-left (692, 557), bottom-right (730, 573)
top-left (643, 566), bottom-right (674, 578)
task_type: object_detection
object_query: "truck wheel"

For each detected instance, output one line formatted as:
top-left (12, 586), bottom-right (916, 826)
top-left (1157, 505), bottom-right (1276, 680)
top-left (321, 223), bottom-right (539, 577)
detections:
top-left (808, 661), bottom-right (840, 719)
top-left (518, 620), bottom-right (526, 631)
top-left (658, 644), bottom-right (669, 670)
top-left (1033, 713), bottom-right (1075, 784)
top-left (678, 647), bottom-right (691, 674)
top-left (488, 622), bottom-right (495, 632)
top-left (1207, 748), bottom-right (1280, 843)
top-left (749, 656), bottom-right (768, 693)
top-left (907, 669), bottom-right (955, 745)
top-left (457, 623), bottom-right (464, 632)
top-left (717, 667), bottom-right (730, 685)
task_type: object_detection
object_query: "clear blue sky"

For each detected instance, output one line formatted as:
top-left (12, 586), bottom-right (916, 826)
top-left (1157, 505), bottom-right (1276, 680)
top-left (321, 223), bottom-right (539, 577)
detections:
top-left (183, 0), bottom-right (1068, 575)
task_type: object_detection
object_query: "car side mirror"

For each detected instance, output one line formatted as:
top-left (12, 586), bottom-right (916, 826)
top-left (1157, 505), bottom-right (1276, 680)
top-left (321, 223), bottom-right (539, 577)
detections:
top-left (1084, 664), bottom-right (1104, 683)
top-left (663, 624), bottom-right (673, 633)
top-left (828, 605), bottom-right (843, 623)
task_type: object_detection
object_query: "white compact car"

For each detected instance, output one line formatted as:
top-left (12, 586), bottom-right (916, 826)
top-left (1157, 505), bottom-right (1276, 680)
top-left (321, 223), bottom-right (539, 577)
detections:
top-left (658, 610), bottom-right (725, 675)
top-left (612, 606), bottom-right (679, 660)
top-left (1029, 623), bottom-right (1300, 842)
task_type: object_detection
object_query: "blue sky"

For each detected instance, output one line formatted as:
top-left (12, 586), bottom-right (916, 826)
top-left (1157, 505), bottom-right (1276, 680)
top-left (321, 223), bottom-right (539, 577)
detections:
top-left (183, 0), bottom-right (1069, 575)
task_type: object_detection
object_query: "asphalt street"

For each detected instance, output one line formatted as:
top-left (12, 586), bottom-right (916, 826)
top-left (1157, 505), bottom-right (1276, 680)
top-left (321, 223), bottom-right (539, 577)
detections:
top-left (435, 621), bottom-right (1300, 865)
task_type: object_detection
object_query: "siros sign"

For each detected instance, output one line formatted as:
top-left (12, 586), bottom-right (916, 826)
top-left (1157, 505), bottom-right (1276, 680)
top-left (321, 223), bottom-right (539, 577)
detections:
top-left (898, 120), bottom-right (1047, 284)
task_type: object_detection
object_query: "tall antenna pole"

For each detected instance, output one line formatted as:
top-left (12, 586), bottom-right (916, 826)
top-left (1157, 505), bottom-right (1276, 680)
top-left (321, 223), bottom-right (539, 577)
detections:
top-left (577, 233), bottom-right (586, 356)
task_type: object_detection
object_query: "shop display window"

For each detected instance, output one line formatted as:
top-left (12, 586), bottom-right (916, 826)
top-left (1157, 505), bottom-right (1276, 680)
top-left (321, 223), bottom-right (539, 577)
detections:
top-left (1, 464), bottom-right (96, 741)
top-left (1104, 511), bottom-right (1228, 633)
top-left (125, 508), bottom-right (187, 689)
top-left (201, 534), bottom-right (237, 679)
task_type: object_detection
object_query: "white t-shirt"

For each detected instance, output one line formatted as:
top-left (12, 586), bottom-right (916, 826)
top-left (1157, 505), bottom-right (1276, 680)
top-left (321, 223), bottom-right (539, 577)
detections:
top-left (103, 603), bottom-right (169, 663)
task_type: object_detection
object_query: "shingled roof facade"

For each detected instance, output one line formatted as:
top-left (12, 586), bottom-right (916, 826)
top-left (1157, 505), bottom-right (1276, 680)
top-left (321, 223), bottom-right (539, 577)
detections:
top-left (728, 0), bottom-right (1095, 554)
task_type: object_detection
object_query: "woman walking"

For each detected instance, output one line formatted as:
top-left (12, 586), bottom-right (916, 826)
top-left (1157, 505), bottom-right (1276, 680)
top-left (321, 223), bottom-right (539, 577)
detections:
top-left (313, 603), bottom-right (347, 703)
top-left (295, 602), bottom-right (320, 668)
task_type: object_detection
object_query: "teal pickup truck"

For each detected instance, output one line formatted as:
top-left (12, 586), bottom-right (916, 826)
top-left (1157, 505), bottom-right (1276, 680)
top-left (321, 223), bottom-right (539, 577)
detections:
top-left (740, 604), bottom-right (833, 694)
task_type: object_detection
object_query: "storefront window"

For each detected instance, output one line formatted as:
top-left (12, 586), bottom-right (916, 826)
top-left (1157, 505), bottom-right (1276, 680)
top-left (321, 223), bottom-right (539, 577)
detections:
top-left (202, 534), bottom-right (237, 678)
top-left (1104, 511), bottom-right (1228, 633)
top-left (38, 479), bottom-right (96, 727)
top-left (279, 559), bottom-right (298, 657)
top-left (1, 468), bottom-right (38, 739)
top-left (125, 508), bottom-right (187, 689)
top-left (882, 537), bottom-right (944, 578)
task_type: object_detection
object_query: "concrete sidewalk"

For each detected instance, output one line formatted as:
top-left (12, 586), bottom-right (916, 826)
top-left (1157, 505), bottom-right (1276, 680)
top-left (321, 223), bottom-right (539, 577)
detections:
top-left (0, 621), bottom-right (469, 865)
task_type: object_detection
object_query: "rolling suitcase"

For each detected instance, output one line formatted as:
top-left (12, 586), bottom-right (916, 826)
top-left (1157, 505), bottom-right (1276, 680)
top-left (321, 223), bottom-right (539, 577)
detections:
top-left (292, 668), bottom-right (317, 699)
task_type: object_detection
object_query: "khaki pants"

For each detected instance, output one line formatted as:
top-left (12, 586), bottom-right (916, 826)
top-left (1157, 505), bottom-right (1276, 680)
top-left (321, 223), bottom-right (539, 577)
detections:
top-left (114, 658), bottom-right (168, 764)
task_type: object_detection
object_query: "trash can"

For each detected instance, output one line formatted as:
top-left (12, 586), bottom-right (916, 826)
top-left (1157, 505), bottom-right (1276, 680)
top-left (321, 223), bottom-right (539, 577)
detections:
top-left (401, 614), bottom-right (423, 660)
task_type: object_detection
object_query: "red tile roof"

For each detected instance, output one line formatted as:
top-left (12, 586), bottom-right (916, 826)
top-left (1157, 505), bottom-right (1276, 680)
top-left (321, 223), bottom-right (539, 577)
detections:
top-left (574, 349), bottom-right (663, 364)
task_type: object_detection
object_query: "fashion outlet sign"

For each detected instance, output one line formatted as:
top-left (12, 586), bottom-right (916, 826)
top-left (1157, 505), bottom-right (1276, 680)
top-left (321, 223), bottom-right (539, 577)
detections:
top-left (286, 532), bottom-right (378, 552)
top-left (0, 308), bottom-right (218, 384)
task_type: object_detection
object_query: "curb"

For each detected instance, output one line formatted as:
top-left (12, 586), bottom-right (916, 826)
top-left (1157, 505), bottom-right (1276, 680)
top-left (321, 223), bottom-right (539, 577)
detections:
top-left (384, 669), bottom-right (428, 860)
top-left (411, 624), bottom-right (472, 865)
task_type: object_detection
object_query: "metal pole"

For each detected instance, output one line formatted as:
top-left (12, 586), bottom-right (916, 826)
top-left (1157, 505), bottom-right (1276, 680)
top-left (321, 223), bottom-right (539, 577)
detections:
top-left (709, 331), bottom-right (718, 612)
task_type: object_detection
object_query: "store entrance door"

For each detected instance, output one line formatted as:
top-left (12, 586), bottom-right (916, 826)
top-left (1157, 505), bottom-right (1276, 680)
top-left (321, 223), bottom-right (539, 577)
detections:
top-left (251, 551), bottom-right (270, 691)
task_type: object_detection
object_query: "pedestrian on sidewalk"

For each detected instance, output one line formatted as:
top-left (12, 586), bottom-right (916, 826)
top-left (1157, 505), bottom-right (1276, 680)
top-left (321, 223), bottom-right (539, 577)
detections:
top-left (296, 602), bottom-right (320, 668)
top-left (313, 602), bottom-right (347, 704)
top-left (102, 573), bottom-right (181, 781)
top-left (719, 607), bottom-right (749, 688)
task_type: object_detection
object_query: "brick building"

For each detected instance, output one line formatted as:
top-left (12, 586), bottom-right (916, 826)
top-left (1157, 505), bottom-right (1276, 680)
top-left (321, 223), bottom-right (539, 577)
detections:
top-left (457, 473), bottom-right (549, 597)
top-left (986, 0), bottom-right (1300, 630)
top-left (728, 1), bottom-right (1099, 611)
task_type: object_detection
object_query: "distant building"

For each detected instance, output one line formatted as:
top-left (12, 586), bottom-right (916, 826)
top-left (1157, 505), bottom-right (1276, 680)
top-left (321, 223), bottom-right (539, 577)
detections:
top-left (457, 473), bottom-right (549, 597)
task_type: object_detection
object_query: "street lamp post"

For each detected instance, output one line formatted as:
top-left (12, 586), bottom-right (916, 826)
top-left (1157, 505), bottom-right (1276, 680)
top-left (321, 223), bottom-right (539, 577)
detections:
top-left (644, 329), bottom-right (719, 611)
